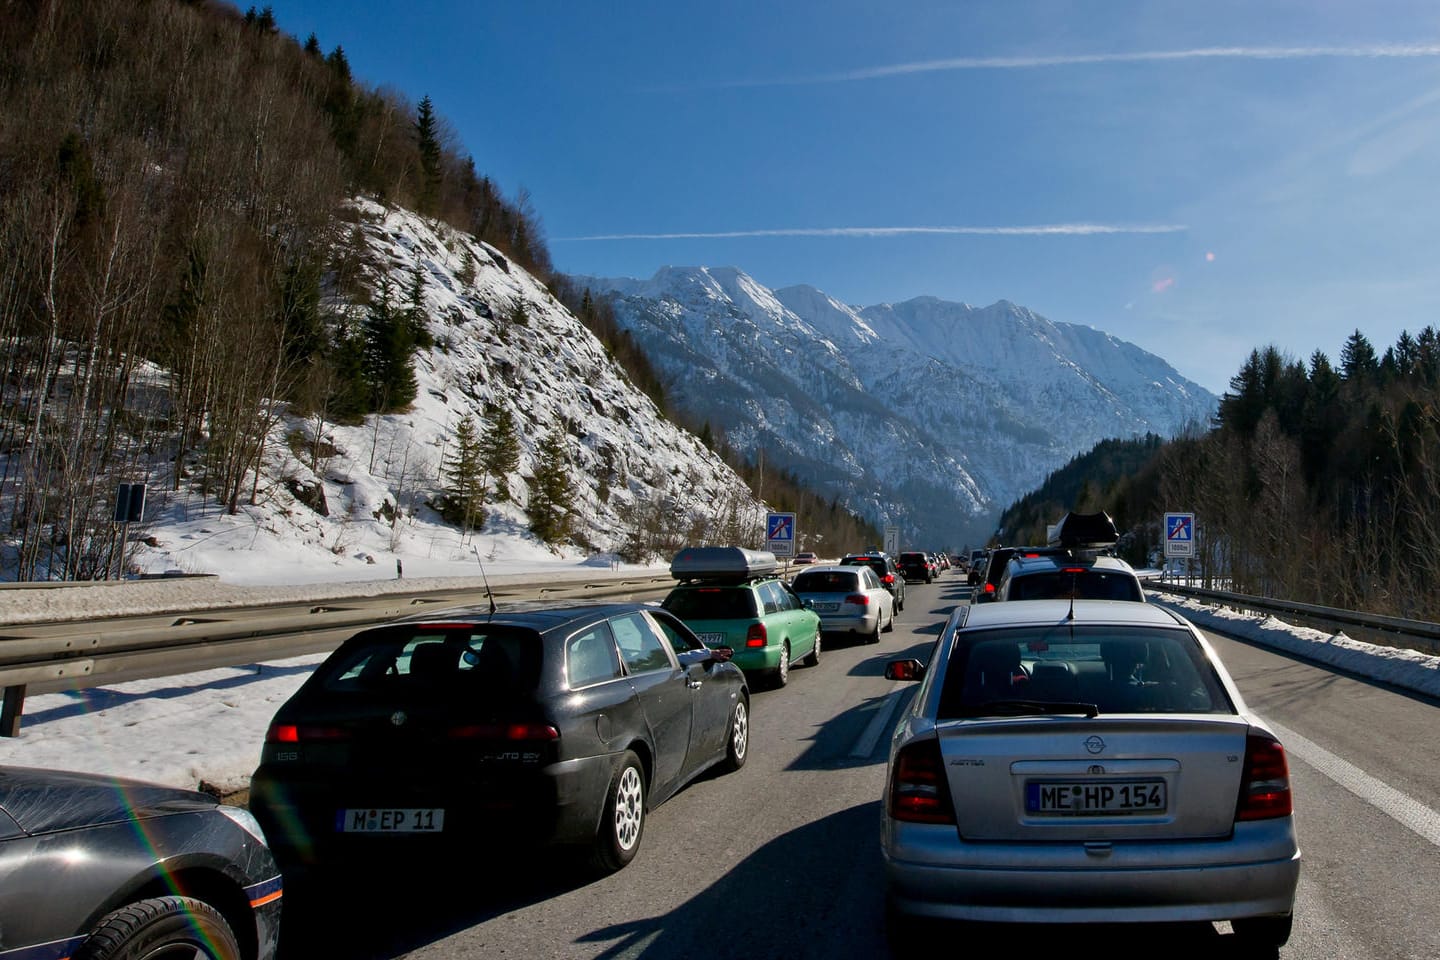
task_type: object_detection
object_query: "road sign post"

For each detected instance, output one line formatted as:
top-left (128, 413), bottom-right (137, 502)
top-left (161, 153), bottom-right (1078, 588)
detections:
top-left (883, 525), bottom-right (899, 556)
top-left (1164, 512), bottom-right (1195, 560)
top-left (766, 512), bottom-right (796, 558)
top-left (112, 483), bottom-right (148, 581)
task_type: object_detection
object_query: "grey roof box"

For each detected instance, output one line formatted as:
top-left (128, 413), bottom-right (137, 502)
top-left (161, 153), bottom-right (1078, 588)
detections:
top-left (670, 546), bottom-right (779, 581)
top-left (1047, 511), bottom-right (1119, 549)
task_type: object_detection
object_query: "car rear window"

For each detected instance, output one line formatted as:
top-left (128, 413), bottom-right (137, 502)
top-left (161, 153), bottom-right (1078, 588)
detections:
top-left (793, 570), bottom-right (858, 592)
top-left (936, 625), bottom-right (1233, 718)
top-left (316, 626), bottom-right (542, 694)
top-left (662, 586), bottom-right (758, 620)
top-left (1007, 570), bottom-right (1143, 602)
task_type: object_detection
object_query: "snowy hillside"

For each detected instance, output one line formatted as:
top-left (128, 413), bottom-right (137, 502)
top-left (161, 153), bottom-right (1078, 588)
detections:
top-left (579, 268), bottom-right (1216, 548)
top-left (128, 202), bottom-right (768, 584)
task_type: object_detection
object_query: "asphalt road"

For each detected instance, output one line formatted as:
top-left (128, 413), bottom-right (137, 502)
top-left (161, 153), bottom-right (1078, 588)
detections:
top-left (272, 574), bottom-right (1440, 960)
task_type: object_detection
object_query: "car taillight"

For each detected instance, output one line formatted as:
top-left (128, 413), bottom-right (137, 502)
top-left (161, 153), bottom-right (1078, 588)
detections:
top-left (266, 723), bottom-right (349, 743)
top-left (889, 738), bottom-right (956, 824)
top-left (883, 574), bottom-right (895, 585)
top-left (1236, 731), bottom-right (1292, 821)
top-left (846, 593), bottom-right (870, 606)
top-left (746, 623), bottom-right (768, 647)
top-left (983, 582), bottom-right (996, 595)
top-left (448, 723), bottom-right (560, 741)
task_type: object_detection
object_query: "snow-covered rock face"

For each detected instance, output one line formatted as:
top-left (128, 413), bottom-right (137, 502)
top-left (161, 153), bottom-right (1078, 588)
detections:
top-left (130, 203), bottom-right (770, 583)
top-left (577, 267), bottom-right (1217, 547)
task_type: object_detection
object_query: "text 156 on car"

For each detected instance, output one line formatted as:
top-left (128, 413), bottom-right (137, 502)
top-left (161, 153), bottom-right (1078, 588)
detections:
top-left (880, 599), bottom-right (1299, 949)
top-left (249, 600), bottom-right (749, 877)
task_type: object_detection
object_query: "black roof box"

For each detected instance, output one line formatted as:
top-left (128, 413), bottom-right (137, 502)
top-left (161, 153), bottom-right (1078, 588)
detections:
top-left (1047, 511), bottom-right (1119, 549)
top-left (670, 546), bottom-right (779, 581)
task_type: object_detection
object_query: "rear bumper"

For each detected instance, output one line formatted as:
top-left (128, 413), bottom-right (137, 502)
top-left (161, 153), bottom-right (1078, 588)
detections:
top-left (818, 611), bottom-right (880, 635)
top-left (250, 753), bottom-right (618, 866)
top-left (882, 818), bottom-right (1300, 924)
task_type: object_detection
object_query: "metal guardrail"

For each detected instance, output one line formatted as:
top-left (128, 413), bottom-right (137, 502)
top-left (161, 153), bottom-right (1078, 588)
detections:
top-left (0, 575), bottom-right (673, 736)
top-left (1148, 579), bottom-right (1440, 657)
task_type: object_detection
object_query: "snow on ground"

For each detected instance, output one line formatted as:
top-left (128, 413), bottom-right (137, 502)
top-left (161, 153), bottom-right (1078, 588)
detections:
top-left (4, 579), bottom-right (1437, 798)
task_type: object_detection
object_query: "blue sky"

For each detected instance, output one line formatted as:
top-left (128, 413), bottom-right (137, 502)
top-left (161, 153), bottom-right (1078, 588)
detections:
top-left (266, 1), bottom-right (1440, 394)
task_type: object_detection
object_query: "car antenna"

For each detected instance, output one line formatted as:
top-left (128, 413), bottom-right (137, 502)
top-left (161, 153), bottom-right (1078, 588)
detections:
top-left (1066, 570), bottom-right (1077, 621)
top-left (472, 546), bottom-right (497, 616)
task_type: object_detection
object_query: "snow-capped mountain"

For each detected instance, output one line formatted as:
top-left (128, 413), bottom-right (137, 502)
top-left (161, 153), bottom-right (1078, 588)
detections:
top-left (578, 267), bottom-right (1216, 547)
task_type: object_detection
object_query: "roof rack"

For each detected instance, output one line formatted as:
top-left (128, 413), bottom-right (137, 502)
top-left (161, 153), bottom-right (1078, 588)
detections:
top-left (669, 546), bottom-right (779, 582)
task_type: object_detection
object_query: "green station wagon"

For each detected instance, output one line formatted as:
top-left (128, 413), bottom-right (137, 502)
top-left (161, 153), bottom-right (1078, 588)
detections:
top-left (662, 547), bottom-right (822, 688)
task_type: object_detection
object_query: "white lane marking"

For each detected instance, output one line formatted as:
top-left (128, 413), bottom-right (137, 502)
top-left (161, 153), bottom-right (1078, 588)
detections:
top-left (1264, 717), bottom-right (1440, 848)
top-left (852, 689), bottom-right (904, 757)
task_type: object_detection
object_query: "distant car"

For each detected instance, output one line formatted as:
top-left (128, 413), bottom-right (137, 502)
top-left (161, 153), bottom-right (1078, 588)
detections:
top-left (997, 553), bottom-right (1147, 602)
top-left (791, 564), bottom-right (896, 644)
top-left (249, 600), bottom-right (749, 876)
top-left (840, 552), bottom-right (907, 612)
top-left (0, 765), bottom-right (283, 960)
top-left (662, 546), bottom-right (822, 688)
top-left (897, 551), bottom-right (934, 583)
top-left (880, 600), bottom-right (1299, 948)
top-left (792, 551), bottom-right (819, 565)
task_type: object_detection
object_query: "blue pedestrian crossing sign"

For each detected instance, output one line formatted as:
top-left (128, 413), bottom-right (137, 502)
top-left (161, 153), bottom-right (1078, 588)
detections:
top-left (1164, 512), bottom-right (1195, 558)
top-left (766, 512), bottom-right (796, 557)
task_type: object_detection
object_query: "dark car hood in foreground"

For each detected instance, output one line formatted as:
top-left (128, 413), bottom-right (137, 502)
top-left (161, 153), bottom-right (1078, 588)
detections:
top-left (0, 765), bottom-right (217, 835)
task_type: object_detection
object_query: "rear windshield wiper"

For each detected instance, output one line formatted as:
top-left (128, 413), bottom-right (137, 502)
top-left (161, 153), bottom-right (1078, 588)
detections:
top-left (959, 699), bottom-right (1100, 718)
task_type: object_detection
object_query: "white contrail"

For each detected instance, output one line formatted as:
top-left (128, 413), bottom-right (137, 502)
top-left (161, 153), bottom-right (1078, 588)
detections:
top-left (721, 44), bottom-right (1440, 86)
top-left (558, 223), bottom-right (1187, 241)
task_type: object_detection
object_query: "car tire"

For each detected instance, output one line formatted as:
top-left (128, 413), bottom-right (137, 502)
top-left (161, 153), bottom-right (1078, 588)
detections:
top-left (803, 632), bottom-right (821, 667)
top-left (721, 697), bottom-right (749, 772)
top-left (1232, 914), bottom-right (1293, 947)
top-left (589, 750), bottom-right (645, 874)
top-left (772, 642), bottom-right (790, 688)
top-left (882, 606), bottom-right (895, 633)
top-left (75, 896), bottom-right (241, 960)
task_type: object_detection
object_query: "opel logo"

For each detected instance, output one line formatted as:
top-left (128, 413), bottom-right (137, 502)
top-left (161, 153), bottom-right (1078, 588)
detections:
top-left (1084, 735), bottom-right (1106, 754)
top-left (390, 711), bottom-right (408, 727)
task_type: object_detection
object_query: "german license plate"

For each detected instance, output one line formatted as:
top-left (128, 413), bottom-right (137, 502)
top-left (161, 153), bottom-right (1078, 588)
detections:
top-left (1027, 780), bottom-right (1166, 815)
top-left (697, 633), bottom-right (727, 645)
top-left (814, 603), bottom-right (839, 612)
top-left (336, 808), bottom-right (445, 833)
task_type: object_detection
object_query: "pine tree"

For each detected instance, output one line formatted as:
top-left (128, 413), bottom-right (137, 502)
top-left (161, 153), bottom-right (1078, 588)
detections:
top-left (361, 276), bottom-right (417, 412)
top-left (479, 403), bottom-right (521, 501)
top-left (406, 262), bottom-right (433, 348)
top-left (528, 427), bottom-right (573, 544)
top-left (414, 95), bottom-right (442, 215)
top-left (442, 416), bottom-right (485, 530)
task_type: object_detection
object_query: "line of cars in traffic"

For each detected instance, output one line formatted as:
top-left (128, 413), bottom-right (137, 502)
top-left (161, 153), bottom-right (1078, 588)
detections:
top-left (2, 522), bottom-right (1298, 954)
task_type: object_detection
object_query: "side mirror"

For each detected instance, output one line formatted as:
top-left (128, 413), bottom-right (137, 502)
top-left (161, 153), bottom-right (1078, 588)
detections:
top-left (884, 658), bottom-right (925, 682)
top-left (802, 598), bottom-right (815, 609)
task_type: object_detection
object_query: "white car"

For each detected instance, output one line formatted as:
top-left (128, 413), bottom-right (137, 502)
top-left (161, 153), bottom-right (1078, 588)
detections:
top-left (996, 553), bottom-right (1146, 602)
top-left (791, 564), bottom-right (896, 644)
top-left (881, 600), bottom-right (1299, 947)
